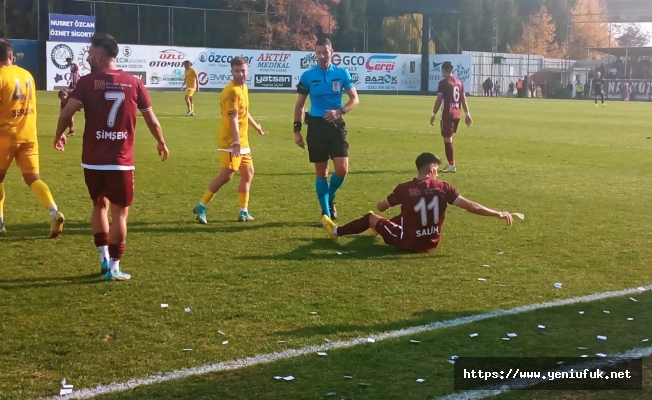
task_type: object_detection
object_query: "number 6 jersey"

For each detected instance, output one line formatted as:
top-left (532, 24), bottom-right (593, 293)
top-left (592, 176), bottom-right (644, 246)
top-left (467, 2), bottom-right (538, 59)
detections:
top-left (385, 177), bottom-right (461, 253)
top-left (70, 69), bottom-right (152, 170)
top-left (0, 65), bottom-right (37, 143)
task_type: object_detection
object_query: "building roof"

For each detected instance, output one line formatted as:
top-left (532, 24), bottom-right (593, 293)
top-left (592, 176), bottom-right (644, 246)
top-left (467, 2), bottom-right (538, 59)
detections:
top-left (587, 47), bottom-right (652, 58)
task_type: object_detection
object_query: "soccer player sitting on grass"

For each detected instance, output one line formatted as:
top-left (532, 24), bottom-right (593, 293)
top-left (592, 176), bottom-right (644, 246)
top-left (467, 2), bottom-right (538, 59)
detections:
top-left (322, 153), bottom-right (513, 253)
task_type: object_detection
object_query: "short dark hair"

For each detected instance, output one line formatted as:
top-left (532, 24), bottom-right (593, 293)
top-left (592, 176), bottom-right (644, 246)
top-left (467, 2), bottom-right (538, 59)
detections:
top-left (90, 33), bottom-right (119, 58)
top-left (442, 61), bottom-right (453, 72)
top-left (183, 60), bottom-right (190, 65)
top-left (0, 39), bottom-right (14, 62)
top-left (415, 152), bottom-right (441, 171)
top-left (316, 37), bottom-right (332, 48)
top-left (230, 56), bottom-right (248, 67)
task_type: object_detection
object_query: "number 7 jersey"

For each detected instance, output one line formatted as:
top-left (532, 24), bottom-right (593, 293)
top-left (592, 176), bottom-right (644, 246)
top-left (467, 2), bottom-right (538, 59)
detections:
top-left (0, 65), bottom-right (37, 143)
top-left (385, 177), bottom-right (461, 252)
top-left (70, 69), bottom-right (152, 170)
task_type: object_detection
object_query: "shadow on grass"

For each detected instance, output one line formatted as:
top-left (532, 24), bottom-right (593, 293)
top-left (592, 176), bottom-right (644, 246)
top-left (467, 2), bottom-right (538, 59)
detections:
top-left (275, 308), bottom-right (476, 339)
top-left (0, 273), bottom-right (104, 290)
top-left (0, 221), bottom-right (316, 241)
top-left (237, 236), bottom-right (447, 261)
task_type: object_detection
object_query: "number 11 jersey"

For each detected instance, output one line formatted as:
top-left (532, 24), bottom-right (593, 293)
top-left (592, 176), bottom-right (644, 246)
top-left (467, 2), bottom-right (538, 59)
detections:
top-left (70, 69), bottom-right (152, 170)
top-left (385, 177), bottom-right (461, 253)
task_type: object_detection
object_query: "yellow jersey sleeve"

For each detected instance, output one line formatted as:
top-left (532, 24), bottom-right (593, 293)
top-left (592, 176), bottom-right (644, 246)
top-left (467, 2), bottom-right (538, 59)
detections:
top-left (0, 66), bottom-right (37, 144)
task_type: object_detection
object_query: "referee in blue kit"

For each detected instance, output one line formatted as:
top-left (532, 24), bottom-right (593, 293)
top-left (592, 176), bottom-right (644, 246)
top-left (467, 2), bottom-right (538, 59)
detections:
top-left (293, 37), bottom-right (360, 220)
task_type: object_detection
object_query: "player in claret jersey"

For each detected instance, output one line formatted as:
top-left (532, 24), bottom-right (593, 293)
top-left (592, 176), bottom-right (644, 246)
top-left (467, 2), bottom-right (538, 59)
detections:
top-left (429, 61), bottom-right (473, 173)
top-left (321, 153), bottom-right (513, 253)
top-left (54, 33), bottom-right (169, 282)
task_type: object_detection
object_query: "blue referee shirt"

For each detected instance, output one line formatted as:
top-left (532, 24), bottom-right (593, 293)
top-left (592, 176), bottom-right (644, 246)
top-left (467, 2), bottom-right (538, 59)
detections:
top-left (297, 64), bottom-right (354, 118)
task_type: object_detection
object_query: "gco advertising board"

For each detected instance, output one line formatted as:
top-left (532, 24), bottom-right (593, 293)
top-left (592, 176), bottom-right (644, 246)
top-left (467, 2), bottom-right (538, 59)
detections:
top-left (46, 41), bottom-right (472, 92)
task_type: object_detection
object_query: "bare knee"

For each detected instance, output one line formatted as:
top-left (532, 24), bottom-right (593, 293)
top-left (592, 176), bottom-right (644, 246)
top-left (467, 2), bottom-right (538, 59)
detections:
top-left (22, 173), bottom-right (40, 186)
top-left (444, 137), bottom-right (453, 143)
top-left (315, 162), bottom-right (328, 179)
top-left (333, 157), bottom-right (349, 177)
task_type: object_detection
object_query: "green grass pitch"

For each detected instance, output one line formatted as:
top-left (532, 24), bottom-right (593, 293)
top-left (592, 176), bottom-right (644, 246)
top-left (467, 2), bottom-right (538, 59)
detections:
top-left (1, 91), bottom-right (652, 399)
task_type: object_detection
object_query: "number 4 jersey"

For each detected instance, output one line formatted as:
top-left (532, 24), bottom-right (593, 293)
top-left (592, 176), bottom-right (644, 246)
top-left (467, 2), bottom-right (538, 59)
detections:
top-left (385, 177), bottom-right (461, 252)
top-left (0, 65), bottom-right (37, 143)
top-left (70, 69), bottom-right (152, 170)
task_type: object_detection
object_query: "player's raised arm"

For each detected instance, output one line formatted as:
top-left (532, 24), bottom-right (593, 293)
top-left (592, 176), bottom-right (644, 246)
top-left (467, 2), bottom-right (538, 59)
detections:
top-left (141, 109), bottom-right (169, 161)
top-left (54, 98), bottom-right (83, 151)
top-left (454, 197), bottom-right (513, 226)
top-left (248, 113), bottom-right (267, 136)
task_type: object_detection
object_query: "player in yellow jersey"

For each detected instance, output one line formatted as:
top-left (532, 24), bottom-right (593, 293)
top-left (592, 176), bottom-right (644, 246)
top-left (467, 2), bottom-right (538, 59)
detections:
top-left (193, 56), bottom-right (267, 223)
top-left (0, 39), bottom-right (64, 237)
top-left (181, 60), bottom-right (198, 116)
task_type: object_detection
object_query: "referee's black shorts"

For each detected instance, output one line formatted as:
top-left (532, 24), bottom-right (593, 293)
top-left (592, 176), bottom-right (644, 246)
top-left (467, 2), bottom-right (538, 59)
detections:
top-left (305, 115), bottom-right (349, 163)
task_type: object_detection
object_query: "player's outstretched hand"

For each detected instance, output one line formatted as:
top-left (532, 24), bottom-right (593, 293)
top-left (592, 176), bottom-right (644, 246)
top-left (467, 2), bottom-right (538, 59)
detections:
top-left (465, 115), bottom-right (473, 127)
top-left (157, 142), bottom-right (169, 161)
top-left (54, 135), bottom-right (67, 152)
top-left (430, 115), bottom-right (436, 126)
top-left (257, 127), bottom-right (268, 136)
top-left (294, 132), bottom-right (305, 149)
top-left (499, 211), bottom-right (514, 226)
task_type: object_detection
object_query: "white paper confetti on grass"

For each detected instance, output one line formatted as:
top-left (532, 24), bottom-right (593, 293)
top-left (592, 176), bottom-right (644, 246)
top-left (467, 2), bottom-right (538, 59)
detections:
top-left (498, 252), bottom-right (504, 255)
top-left (359, 383), bottom-right (371, 387)
top-left (326, 392), bottom-right (336, 396)
top-left (603, 310), bottom-right (610, 314)
top-left (556, 361), bottom-right (565, 365)
top-left (597, 335), bottom-right (607, 340)
top-left (274, 376), bottom-right (282, 380)
top-left (336, 252), bottom-right (343, 255)
top-left (309, 312), bottom-right (318, 315)
top-left (277, 341), bottom-right (288, 343)
top-left (217, 331), bottom-right (225, 336)
top-left (482, 264), bottom-right (490, 268)
top-left (222, 341), bottom-right (229, 345)
top-left (283, 376), bottom-right (295, 381)
top-left (448, 360), bottom-right (456, 364)
top-left (630, 297), bottom-right (638, 302)
top-left (410, 340), bottom-right (420, 344)
top-left (60, 389), bottom-right (73, 395)
top-left (554, 283), bottom-right (562, 289)
top-left (451, 355), bottom-right (459, 360)
top-left (628, 318), bottom-right (634, 321)
top-left (580, 355), bottom-right (589, 358)
top-left (502, 338), bottom-right (510, 341)
top-left (478, 278), bottom-right (486, 282)
top-left (512, 213), bottom-right (525, 220)
top-left (416, 378), bottom-right (425, 383)
top-left (642, 339), bottom-right (649, 343)
top-left (579, 311), bottom-right (585, 315)
top-left (367, 338), bottom-right (376, 343)
top-left (344, 375), bottom-right (353, 379)
top-left (469, 333), bottom-right (478, 338)
top-left (317, 352), bottom-right (327, 357)
top-left (507, 333), bottom-right (518, 338)
top-left (184, 308), bottom-right (191, 312)
top-left (183, 349), bottom-right (192, 351)
top-left (596, 353), bottom-right (608, 358)
top-left (160, 304), bottom-right (168, 308)
top-left (637, 287), bottom-right (646, 292)
top-left (538, 325), bottom-right (546, 329)
top-left (578, 347), bottom-right (588, 350)
top-left (324, 339), bottom-right (331, 343)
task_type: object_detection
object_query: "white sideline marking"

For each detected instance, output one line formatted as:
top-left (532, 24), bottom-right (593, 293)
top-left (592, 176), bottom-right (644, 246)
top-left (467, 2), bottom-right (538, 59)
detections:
top-left (434, 345), bottom-right (652, 400)
top-left (42, 284), bottom-right (652, 399)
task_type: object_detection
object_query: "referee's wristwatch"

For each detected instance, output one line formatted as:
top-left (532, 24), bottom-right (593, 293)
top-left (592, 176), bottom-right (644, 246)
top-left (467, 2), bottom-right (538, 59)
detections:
top-left (340, 107), bottom-right (347, 115)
